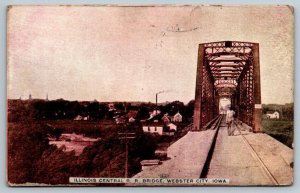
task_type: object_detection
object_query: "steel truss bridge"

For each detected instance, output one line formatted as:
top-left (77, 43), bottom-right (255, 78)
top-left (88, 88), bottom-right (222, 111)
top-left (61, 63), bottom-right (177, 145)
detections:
top-left (193, 41), bottom-right (262, 132)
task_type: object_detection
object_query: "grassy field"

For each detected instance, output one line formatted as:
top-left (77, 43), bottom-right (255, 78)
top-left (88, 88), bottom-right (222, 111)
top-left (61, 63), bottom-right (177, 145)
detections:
top-left (262, 119), bottom-right (293, 148)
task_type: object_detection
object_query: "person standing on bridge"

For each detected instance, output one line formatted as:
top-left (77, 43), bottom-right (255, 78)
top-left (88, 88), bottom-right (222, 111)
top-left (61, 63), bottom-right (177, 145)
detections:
top-left (226, 107), bottom-right (235, 136)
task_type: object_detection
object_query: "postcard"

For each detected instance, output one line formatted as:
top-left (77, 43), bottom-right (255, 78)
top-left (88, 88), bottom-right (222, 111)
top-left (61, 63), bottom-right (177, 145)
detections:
top-left (7, 5), bottom-right (294, 186)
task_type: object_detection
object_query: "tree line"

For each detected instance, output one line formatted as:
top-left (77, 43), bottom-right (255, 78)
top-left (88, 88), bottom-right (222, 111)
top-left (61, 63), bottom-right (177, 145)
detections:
top-left (8, 99), bottom-right (195, 122)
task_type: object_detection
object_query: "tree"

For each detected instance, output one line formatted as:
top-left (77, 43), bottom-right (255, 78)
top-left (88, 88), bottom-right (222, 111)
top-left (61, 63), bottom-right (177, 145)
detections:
top-left (87, 101), bottom-right (100, 120)
top-left (33, 146), bottom-right (75, 184)
top-left (136, 105), bottom-right (150, 120)
top-left (8, 122), bottom-right (50, 184)
top-left (183, 100), bottom-right (194, 119)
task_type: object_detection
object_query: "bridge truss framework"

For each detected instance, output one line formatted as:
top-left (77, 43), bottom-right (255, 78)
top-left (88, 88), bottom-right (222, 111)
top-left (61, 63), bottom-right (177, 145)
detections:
top-left (193, 41), bottom-right (262, 132)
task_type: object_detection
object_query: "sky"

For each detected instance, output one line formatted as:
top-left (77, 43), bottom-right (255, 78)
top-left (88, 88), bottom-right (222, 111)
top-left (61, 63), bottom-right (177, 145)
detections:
top-left (7, 5), bottom-right (294, 104)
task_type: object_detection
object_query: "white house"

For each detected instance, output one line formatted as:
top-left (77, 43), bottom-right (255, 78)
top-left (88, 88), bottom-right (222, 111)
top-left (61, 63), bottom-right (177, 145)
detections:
top-left (148, 110), bottom-right (161, 120)
top-left (142, 121), bottom-right (165, 135)
top-left (172, 112), bottom-right (183, 122)
top-left (128, 117), bottom-right (136, 123)
top-left (83, 115), bottom-right (90, 120)
top-left (266, 111), bottom-right (280, 119)
top-left (168, 123), bottom-right (177, 131)
top-left (74, 115), bottom-right (83, 120)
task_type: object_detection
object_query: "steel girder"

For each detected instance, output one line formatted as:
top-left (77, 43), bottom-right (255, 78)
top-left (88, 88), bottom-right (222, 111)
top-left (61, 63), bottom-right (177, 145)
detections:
top-left (193, 41), bottom-right (261, 131)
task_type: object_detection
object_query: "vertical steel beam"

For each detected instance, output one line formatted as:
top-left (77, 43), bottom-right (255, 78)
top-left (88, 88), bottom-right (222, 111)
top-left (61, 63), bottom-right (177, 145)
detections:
top-left (236, 91), bottom-right (240, 118)
top-left (213, 89), bottom-right (218, 116)
top-left (252, 43), bottom-right (262, 132)
top-left (232, 92), bottom-right (236, 110)
top-left (236, 84), bottom-right (241, 119)
top-left (215, 94), bottom-right (219, 114)
top-left (193, 44), bottom-right (205, 131)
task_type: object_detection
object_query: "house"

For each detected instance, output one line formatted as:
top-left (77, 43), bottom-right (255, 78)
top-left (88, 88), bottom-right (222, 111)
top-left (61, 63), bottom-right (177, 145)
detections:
top-left (83, 115), bottom-right (90, 121)
top-left (115, 116), bottom-right (126, 124)
top-left (172, 112), bottom-right (183, 122)
top-left (148, 110), bottom-right (163, 122)
top-left (108, 103), bottom-right (116, 111)
top-left (127, 110), bottom-right (138, 122)
top-left (168, 123), bottom-right (177, 131)
top-left (74, 115), bottom-right (83, 120)
top-left (266, 111), bottom-right (280, 119)
top-left (142, 120), bottom-right (177, 136)
top-left (148, 109), bottom-right (161, 119)
top-left (128, 117), bottom-right (136, 123)
top-left (127, 110), bottom-right (138, 118)
top-left (142, 120), bottom-right (165, 135)
top-left (162, 113), bottom-right (171, 124)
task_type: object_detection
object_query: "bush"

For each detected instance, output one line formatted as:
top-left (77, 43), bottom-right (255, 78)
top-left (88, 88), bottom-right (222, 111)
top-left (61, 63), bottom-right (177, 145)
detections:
top-left (33, 146), bottom-right (76, 184)
top-left (7, 122), bottom-right (50, 184)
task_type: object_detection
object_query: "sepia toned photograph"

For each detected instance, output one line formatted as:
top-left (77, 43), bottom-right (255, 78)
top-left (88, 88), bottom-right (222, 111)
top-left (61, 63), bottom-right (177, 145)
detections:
top-left (7, 5), bottom-right (294, 186)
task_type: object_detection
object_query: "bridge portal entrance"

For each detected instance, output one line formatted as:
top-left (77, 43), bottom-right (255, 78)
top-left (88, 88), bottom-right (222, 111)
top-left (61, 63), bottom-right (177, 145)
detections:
top-left (193, 41), bottom-right (262, 132)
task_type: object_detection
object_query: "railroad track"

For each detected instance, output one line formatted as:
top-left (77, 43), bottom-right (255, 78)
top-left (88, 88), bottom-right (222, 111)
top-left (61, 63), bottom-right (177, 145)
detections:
top-left (200, 115), bottom-right (224, 178)
top-left (200, 116), bottom-right (279, 185)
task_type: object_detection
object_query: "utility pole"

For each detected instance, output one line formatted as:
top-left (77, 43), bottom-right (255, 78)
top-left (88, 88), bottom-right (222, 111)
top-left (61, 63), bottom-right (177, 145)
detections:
top-left (156, 93), bottom-right (158, 110)
top-left (118, 132), bottom-right (135, 178)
